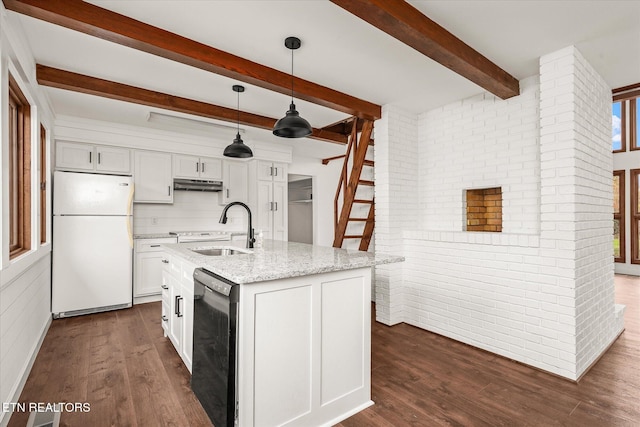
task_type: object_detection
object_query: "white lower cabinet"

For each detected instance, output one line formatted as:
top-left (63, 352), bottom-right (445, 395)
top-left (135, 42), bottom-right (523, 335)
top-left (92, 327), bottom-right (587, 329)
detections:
top-left (161, 252), bottom-right (195, 372)
top-left (134, 237), bottom-right (177, 298)
top-left (238, 267), bottom-right (372, 426)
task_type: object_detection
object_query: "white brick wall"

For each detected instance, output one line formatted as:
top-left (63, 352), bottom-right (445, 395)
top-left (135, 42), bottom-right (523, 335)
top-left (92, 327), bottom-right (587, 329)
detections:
top-left (374, 105), bottom-right (419, 325)
top-left (375, 46), bottom-right (621, 380)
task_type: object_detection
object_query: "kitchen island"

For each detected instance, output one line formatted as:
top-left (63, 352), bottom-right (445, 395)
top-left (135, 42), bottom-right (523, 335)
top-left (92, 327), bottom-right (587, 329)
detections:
top-left (161, 240), bottom-right (403, 427)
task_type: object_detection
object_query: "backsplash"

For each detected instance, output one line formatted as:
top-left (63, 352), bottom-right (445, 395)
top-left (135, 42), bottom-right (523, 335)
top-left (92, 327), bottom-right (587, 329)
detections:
top-left (133, 190), bottom-right (246, 234)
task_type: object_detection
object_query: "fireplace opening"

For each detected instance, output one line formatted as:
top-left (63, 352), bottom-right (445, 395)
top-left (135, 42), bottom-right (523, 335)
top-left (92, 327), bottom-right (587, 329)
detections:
top-left (465, 187), bottom-right (502, 232)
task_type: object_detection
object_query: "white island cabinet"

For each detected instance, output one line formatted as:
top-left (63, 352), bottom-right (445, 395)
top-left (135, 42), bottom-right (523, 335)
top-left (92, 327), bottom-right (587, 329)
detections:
top-left (238, 267), bottom-right (372, 427)
top-left (160, 240), bottom-right (403, 426)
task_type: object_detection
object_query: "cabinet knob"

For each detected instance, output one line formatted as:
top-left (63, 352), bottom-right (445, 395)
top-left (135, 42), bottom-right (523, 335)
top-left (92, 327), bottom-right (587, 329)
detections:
top-left (161, 284), bottom-right (169, 290)
top-left (161, 315), bottom-right (168, 322)
top-left (162, 259), bottom-right (169, 264)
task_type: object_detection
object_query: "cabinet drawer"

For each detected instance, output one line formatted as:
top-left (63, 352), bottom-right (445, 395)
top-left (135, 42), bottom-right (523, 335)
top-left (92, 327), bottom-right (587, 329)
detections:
top-left (135, 237), bottom-right (177, 252)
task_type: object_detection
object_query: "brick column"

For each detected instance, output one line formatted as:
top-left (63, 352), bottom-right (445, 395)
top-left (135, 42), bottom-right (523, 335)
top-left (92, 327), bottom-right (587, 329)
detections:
top-left (374, 105), bottom-right (419, 325)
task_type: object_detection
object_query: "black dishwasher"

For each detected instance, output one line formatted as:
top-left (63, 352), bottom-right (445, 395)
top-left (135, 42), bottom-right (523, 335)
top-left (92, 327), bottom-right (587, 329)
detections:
top-left (192, 268), bottom-right (239, 427)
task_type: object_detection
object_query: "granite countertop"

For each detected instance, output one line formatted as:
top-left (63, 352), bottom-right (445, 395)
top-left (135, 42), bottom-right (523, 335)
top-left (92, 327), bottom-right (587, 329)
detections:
top-left (161, 240), bottom-right (404, 284)
top-left (133, 233), bottom-right (176, 239)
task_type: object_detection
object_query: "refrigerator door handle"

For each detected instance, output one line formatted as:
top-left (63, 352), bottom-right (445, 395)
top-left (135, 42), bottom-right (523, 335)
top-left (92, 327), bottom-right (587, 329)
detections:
top-left (126, 183), bottom-right (135, 248)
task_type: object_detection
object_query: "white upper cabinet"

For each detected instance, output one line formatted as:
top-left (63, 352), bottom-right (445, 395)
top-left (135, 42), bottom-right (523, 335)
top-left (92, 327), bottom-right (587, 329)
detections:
top-left (256, 161), bottom-right (286, 182)
top-left (134, 150), bottom-right (173, 203)
top-left (220, 160), bottom-right (249, 205)
top-left (55, 141), bottom-right (131, 174)
top-left (174, 154), bottom-right (222, 180)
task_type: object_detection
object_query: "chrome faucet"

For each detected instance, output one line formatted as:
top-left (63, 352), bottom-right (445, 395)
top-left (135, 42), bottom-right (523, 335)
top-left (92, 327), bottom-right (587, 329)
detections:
top-left (219, 202), bottom-right (255, 249)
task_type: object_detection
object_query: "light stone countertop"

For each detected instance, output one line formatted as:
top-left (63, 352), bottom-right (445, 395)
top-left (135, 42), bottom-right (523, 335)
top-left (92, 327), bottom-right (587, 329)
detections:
top-left (133, 233), bottom-right (176, 239)
top-left (161, 239), bottom-right (404, 284)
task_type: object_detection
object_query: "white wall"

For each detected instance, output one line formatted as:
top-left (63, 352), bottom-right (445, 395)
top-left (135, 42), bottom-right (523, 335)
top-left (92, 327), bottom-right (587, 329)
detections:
top-left (375, 46), bottom-right (621, 380)
top-left (0, 7), bottom-right (54, 426)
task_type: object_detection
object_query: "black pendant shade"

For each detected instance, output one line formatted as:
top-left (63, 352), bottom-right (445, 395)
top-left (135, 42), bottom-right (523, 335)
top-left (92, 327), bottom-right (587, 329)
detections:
top-left (272, 102), bottom-right (312, 138)
top-left (224, 132), bottom-right (253, 158)
top-left (224, 84), bottom-right (253, 158)
top-left (273, 36), bottom-right (312, 139)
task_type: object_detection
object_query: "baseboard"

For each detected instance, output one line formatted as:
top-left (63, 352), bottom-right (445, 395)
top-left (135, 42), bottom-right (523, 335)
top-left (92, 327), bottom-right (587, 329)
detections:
top-left (133, 294), bottom-right (161, 305)
top-left (576, 327), bottom-right (625, 382)
top-left (321, 400), bottom-right (374, 427)
top-left (0, 315), bottom-right (52, 427)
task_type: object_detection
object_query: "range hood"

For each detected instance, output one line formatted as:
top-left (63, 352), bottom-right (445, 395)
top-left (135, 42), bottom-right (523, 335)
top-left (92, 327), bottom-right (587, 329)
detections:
top-left (173, 178), bottom-right (223, 192)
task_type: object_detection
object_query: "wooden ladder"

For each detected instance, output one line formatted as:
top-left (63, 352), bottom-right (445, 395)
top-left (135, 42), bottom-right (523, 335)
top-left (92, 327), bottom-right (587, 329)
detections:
top-left (330, 118), bottom-right (375, 250)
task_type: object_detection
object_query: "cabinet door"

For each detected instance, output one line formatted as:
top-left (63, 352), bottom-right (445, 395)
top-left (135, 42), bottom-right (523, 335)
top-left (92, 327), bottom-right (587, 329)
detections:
top-left (169, 275), bottom-right (183, 350)
top-left (55, 141), bottom-right (94, 171)
top-left (272, 181), bottom-right (288, 241)
top-left (199, 156), bottom-right (223, 180)
top-left (181, 285), bottom-right (194, 372)
top-left (255, 180), bottom-right (273, 239)
top-left (173, 154), bottom-right (200, 179)
top-left (134, 151), bottom-right (173, 203)
top-left (221, 160), bottom-right (249, 205)
top-left (134, 252), bottom-right (165, 297)
top-left (96, 145), bottom-right (131, 173)
top-left (271, 162), bottom-right (287, 183)
top-left (256, 160), bottom-right (275, 181)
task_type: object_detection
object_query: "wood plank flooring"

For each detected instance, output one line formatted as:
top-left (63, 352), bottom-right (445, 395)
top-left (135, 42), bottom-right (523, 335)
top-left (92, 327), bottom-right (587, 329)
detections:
top-left (7, 275), bottom-right (639, 427)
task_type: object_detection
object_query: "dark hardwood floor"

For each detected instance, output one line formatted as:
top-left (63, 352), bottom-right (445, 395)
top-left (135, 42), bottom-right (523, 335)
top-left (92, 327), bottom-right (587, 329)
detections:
top-left (8, 275), bottom-right (639, 427)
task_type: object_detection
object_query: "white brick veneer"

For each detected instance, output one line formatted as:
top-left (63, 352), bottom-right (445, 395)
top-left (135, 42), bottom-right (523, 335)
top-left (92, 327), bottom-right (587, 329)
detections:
top-left (374, 105), bottom-right (419, 325)
top-left (375, 46), bottom-right (622, 380)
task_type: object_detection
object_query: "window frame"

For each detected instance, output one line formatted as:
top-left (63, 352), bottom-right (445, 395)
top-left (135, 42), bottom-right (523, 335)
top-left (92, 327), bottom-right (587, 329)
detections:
top-left (612, 101), bottom-right (626, 153)
top-left (631, 168), bottom-right (640, 264)
top-left (8, 74), bottom-right (32, 259)
top-left (613, 170), bottom-right (626, 263)
top-left (631, 98), bottom-right (639, 151)
top-left (40, 124), bottom-right (47, 245)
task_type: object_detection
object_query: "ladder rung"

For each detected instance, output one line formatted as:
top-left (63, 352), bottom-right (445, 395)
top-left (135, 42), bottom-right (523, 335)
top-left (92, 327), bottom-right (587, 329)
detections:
top-left (344, 235), bottom-right (364, 239)
top-left (363, 160), bottom-right (374, 167)
top-left (348, 217), bottom-right (372, 222)
top-left (353, 199), bottom-right (374, 204)
top-left (358, 180), bottom-right (374, 186)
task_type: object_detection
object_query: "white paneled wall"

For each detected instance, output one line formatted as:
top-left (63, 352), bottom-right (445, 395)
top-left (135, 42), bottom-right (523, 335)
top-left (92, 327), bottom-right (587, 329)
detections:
top-left (0, 255), bottom-right (52, 425)
top-left (375, 46), bottom-right (621, 380)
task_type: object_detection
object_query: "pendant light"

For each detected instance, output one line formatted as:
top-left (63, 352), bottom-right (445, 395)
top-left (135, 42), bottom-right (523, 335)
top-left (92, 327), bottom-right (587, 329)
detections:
top-left (272, 36), bottom-right (312, 138)
top-left (224, 85), bottom-right (253, 158)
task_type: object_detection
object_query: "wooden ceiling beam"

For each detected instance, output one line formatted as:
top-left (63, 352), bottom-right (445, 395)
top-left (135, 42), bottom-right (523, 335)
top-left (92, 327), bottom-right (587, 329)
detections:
top-left (3, 0), bottom-right (381, 121)
top-left (36, 65), bottom-right (347, 145)
top-left (330, 0), bottom-right (519, 99)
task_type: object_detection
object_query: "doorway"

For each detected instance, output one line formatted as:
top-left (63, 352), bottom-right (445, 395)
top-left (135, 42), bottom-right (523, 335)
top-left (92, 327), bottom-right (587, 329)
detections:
top-left (288, 174), bottom-right (313, 244)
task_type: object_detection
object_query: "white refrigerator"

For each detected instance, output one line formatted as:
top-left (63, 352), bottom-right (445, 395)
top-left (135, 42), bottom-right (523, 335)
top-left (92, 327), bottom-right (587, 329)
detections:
top-left (52, 171), bottom-right (134, 318)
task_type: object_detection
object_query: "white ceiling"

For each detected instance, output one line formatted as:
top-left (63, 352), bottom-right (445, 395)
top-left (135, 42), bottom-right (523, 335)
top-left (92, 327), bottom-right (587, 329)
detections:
top-left (10, 0), bottom-right (640, 159)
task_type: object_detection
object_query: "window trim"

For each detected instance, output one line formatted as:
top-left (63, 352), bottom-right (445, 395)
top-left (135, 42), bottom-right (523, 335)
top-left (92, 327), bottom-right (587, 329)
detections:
top-left (613, 170), bottom-right (625, 263)
top-left (630, 98), bottom-right (639, 151)
top-left (8, 74), bottom-right (32, 259)
top-left (40, 124), bottom-right (47, 245)
top-left (631, 169), bottom-right (640, 264)
top-left (613, 101), bottom-right (626, 153)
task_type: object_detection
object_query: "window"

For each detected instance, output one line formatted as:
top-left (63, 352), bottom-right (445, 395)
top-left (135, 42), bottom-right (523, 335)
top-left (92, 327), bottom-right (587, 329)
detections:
top-left (632, 169), bottom-right (640, 264)
top-left (8, 74), bottom-right (31, 258)
top-left (465, 187), bottom-right (502, 232)
top-left (612, 101), bottom-right (624, 152)
top-left (632, 98), bottom-right (639, 151)
top-left (40, 125), bottom-right (47, 244)
top-left (613, 170), bottom-right (625, 263)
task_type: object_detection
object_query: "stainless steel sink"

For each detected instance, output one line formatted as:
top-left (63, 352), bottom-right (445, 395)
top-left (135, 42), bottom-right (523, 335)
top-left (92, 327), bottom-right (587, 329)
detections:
top-left (189, 247), bottom-right (250, 256)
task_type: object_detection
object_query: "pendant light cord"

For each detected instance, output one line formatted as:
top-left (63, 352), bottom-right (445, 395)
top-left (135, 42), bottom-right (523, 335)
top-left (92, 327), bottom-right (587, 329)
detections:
top-left (237, 89), bottom-right (240, 134)
top-left (291, 47), bottom-right (294, 102)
